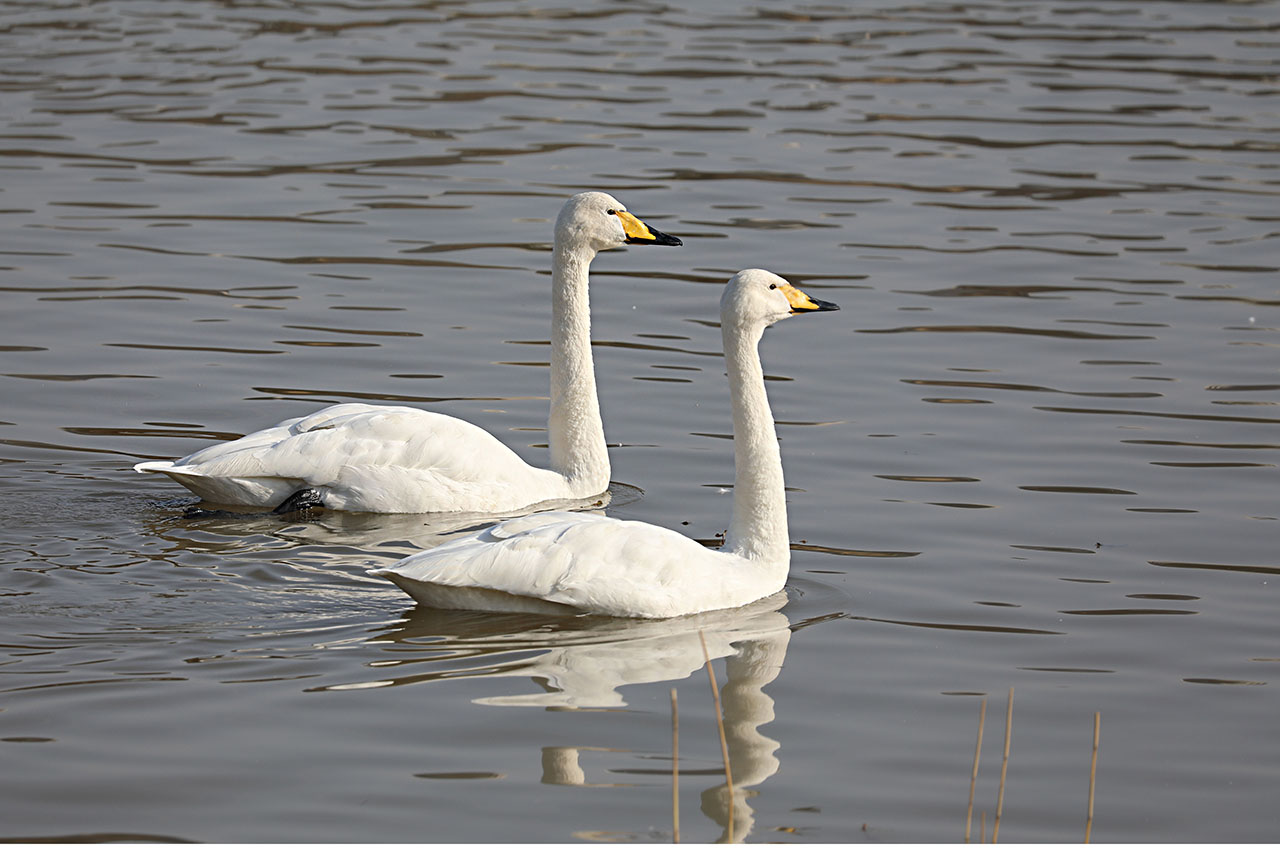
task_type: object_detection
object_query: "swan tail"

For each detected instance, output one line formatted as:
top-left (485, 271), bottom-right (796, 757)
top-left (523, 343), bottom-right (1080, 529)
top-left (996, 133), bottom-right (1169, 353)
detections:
top-left (134, 460), bottom-right (303, 507)
top-left (133, 460), bottom-right (176, 474)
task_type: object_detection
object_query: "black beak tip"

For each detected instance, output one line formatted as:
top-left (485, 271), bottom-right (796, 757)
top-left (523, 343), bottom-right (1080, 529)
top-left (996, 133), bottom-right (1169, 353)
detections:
top-left (796, 297), bottom-right (839, 313)
top-left (627, 227), bottom-right (682, 247)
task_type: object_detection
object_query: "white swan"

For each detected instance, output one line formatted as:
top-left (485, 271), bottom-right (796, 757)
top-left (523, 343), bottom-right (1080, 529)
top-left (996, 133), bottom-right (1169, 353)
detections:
top-left (132, 192), bottom-right (682, 514)
top-left (370, 269), bottom-right (839, 618)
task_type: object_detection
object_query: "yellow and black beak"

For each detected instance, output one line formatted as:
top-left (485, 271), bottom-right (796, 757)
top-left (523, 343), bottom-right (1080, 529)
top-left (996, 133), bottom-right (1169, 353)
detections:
top-left (780, 281), bottom-right (840, 313)
top-left (615, 209), bottom-right (683, 246)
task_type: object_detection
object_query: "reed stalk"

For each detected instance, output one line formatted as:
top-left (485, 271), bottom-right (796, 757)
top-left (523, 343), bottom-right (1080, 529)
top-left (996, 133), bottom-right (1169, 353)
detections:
top-left (1085, 711), bottom-right (1100, 843)
top-left (965, 698), bottom-right (987, 843)
top-left (698, 630), bottom-right (735, 843)
top-left (671, 688), bottom-right (680, 844)
top-left (992, 687), bottom-right (1013, 843)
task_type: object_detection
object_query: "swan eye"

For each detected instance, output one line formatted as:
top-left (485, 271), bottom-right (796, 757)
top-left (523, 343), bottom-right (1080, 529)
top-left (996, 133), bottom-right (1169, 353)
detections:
top-left (769, 283), bottom-right (777, 290)
top-left (606, 208), bottom-right (617, 216)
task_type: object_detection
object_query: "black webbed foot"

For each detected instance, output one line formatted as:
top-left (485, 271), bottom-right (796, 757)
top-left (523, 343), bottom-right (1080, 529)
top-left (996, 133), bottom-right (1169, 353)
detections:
top-left (273, 488), bottom-right (326, 516)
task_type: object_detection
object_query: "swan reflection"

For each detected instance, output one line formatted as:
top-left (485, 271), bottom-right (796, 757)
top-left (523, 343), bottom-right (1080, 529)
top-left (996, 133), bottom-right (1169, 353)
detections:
top-left (135, 484), bottom-right (638, 567)
top-left (359, 594), bottom-right (792, 841)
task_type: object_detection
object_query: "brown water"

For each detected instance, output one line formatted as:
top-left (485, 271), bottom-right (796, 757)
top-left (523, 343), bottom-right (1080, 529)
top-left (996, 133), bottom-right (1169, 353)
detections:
top-left (2, 0), bottom-right (1278, 843)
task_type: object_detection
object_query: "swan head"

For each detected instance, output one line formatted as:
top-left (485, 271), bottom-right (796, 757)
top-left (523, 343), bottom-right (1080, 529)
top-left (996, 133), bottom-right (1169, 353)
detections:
top-left (720, 268), bottom-right (840, 330)
top-left (556, 191), bottom-right (683, 253)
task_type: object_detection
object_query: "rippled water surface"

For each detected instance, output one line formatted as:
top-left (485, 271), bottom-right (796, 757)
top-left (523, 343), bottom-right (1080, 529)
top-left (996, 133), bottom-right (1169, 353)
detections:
top-left (2, 0), bottom-right (1278, 844)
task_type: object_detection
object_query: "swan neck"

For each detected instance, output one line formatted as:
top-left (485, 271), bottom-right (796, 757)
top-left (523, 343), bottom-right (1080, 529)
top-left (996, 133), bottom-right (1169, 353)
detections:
top-left (722, 320), bottom-right (790, 567)
top-left (547, 242), bottom-right (609, 492)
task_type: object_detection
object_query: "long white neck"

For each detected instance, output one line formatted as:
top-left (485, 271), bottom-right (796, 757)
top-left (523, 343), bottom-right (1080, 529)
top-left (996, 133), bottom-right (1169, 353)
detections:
top-left (547, 241), bottom-right (609, 493)
top-left (722, 319), bottom-right (791, 567)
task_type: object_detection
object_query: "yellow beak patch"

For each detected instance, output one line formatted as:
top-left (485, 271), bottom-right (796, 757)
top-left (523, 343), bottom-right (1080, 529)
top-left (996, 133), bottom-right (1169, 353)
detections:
top-left (780, 282), bottom-right (822, 311)
top-left (612, 208), bottom-right (683, 246)
top-left (615, 209), bottom-right (658, 242)
top-left (779, 281), bottom-right (840, 313)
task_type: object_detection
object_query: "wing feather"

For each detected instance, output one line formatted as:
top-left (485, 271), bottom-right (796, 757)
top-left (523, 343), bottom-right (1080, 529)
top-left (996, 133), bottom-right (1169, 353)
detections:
top-left (137, 403), bottom-right (571, 512)
top-left (372, 511), bottom-right (774, 618)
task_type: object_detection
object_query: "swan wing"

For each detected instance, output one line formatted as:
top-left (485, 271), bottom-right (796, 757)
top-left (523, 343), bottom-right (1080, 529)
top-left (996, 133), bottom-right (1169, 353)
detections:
top-left (135, 403), bottom-right (567, 512)
top-left (372, 511), bottom-right (773, 618)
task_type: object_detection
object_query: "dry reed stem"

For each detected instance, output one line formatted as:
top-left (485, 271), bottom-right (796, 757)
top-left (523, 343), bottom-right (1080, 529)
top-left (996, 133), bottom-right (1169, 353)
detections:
top-left (965, 698), bottom-right (987, 843)
top-left (1085, 711), bottom-right (1100, 844)
top-left (992, 687), bottom-right (1013, 843)
top-left (698, 630), bottom-right (735, 843)
top-left (671, 688), bottom-right (680, 844)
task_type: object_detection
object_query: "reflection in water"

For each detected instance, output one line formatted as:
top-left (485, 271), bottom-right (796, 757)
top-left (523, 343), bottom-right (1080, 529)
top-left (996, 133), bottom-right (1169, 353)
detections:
top-left (340, 594), bottom-right (791, 842)
top-left (699, 621), bottom-right (790, 844)
top-left (540, 746), bottom-right (632, 788)
top-left (354, 592), bottom-right (788, 705)
top-left (137, 483), bottom-right (641, 565)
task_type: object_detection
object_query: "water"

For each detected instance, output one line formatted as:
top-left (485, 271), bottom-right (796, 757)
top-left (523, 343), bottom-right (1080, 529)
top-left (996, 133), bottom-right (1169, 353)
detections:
top-left (2, 0), bottom-right (1277, 843)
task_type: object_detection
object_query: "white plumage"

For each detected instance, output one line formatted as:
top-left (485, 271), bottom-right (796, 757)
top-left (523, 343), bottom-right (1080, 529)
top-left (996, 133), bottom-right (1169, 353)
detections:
top-left (135, 403), bottom-right (569, 512)
top-left (133, 192), bottom-right (681, 514)
top-left (371, 269), bottom-right (839, 618)
top-left (375, 511), bottom-right (766, 617)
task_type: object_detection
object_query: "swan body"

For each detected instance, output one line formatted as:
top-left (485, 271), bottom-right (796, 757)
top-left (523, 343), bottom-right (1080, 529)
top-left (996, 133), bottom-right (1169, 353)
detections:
top-left (135, 403), bottom-right (574, 513)
top-left (371, 269), bottom-right (839, 618)
top-left (133, 192), bottom-right (681, 514)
